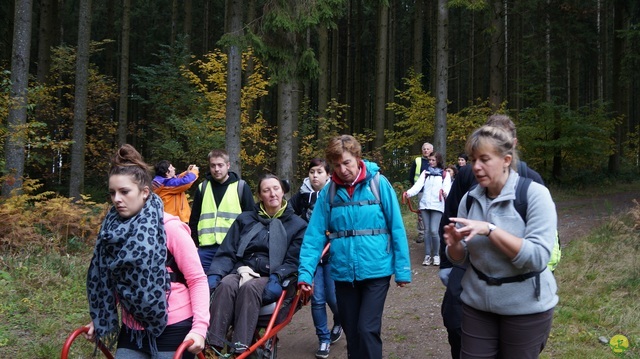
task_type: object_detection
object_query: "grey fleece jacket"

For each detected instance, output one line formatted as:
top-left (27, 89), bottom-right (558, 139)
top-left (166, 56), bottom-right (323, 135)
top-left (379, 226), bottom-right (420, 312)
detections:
top-left (446, 170), bottom-right (558, 315)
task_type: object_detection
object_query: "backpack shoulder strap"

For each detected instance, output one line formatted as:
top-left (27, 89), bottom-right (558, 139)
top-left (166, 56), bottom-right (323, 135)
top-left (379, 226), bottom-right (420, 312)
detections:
top-left (514, 177), bottom-right (533, 222)
top-left (237, 179), bottom-right (245, 200)
top-left (236, 222), bottom-right (265, 258)
top-left (166, 251), bottom-right (187, 286)
top-left (517, 161), bottom-right (529, 178)
top-left (370, 172), bottom-right (381, 203)
top-left (465, 178), bottom-right (531, 221)
top-left (465, 184), bottom-right (478, 214)
top-left (200, 178), bottom-right (209, 192)
top-left (325, 172), bottom-right (385, 238)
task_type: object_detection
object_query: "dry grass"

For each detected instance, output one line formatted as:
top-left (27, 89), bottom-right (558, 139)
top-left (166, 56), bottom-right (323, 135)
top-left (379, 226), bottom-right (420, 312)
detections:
top-left (0, 178), bottom-right (106, 254)
top-left (542, 201), bottom-right (640, 358)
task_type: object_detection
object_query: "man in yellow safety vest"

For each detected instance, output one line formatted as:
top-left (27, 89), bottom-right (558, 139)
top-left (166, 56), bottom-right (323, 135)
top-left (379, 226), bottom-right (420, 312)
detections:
top-left (189, 149), bottom-right (255, 271)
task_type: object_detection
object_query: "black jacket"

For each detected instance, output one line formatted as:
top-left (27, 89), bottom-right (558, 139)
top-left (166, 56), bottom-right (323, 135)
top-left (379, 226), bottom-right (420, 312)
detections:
top-left (206, 202), bottom-right (307, 282)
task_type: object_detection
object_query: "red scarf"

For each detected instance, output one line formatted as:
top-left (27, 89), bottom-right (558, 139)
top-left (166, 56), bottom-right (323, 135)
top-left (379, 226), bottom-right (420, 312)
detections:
top-left (330, 160), bottom-right (368, 197)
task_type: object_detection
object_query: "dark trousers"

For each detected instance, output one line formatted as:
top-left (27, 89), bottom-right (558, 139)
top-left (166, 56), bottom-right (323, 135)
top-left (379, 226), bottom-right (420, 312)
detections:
top-left (207, 274), bottom-right (268, 351)
top-left (335, 276), bottom-right (390, 359)
top-left (461, 304), bottom-right (554, 359)
top-left (441, 266), bottom-right (465, 359)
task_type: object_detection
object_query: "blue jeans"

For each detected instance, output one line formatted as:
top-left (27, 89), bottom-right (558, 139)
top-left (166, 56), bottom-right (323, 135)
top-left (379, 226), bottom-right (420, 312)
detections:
top-left (197, 244), bottom-right (219, 272)
top-left (420, 209), bottom-right (442, 257)
top-left (312, 261), bottom-right (340, 344)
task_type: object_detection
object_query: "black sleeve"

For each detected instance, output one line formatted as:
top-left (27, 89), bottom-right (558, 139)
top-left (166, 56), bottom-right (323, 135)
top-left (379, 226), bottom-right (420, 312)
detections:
top-left (239, 182), bottom-right (256, 211)
top-left (438, 166), bottom-right (476, 268)
top-left (408, 159), bottom-right (417, 184)
top-left (188, 184), bottom-right (204, 246)
top-left (289, 192), bottom-right (304, 216)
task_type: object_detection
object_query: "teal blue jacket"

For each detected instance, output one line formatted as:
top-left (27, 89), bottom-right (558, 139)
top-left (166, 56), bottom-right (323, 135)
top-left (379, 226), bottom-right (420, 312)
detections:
top-left (298, 160), bottom-right (412, 284)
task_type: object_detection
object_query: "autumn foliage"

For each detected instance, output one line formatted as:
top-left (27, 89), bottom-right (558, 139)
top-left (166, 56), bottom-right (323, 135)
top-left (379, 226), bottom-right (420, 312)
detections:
top-left (0, 178), bottom-right (106, 254)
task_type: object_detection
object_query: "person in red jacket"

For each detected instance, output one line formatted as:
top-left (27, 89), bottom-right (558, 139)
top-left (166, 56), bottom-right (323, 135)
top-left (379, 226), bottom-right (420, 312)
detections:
top-left (153, 160), bottom-right (199, 222)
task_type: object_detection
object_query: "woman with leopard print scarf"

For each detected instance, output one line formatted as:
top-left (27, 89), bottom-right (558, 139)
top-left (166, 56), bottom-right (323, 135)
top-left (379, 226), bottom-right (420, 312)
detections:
top-left (83, 144), bottom-right (209, 359)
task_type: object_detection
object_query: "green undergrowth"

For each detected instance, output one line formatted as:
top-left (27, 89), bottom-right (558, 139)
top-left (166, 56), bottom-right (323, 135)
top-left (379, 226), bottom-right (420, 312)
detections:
top-left (541, 209), bottom-right (639, 358)
top-left (0, 247), bottom-right (94, 358)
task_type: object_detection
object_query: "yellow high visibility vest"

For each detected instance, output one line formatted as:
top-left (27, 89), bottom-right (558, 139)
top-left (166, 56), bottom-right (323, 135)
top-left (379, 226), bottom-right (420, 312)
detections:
top-left (413, 157), bottom-right (423, 183)
top-left (197, 181), bottom-right (242, 246)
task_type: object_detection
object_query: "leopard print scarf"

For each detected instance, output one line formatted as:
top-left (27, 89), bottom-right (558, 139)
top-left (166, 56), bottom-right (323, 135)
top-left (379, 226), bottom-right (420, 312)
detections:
top-left (87, 193), bottom-right (170, 354)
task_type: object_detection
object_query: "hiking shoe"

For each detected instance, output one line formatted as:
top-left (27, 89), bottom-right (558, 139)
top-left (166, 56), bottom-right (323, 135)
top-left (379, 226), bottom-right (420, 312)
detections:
top-left (433, 256), bottom-right (440, 266)
top-left (422, 255), bottom-right (431, 266)
top-left (315, 342), bottom-right (330, 359)
top-left (330, 325), bottom-right (343, 343)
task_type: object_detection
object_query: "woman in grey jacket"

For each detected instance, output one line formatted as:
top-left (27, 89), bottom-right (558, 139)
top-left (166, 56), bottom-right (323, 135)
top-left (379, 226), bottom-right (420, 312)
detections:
top-left (444, 125), bottom-right (558, 359)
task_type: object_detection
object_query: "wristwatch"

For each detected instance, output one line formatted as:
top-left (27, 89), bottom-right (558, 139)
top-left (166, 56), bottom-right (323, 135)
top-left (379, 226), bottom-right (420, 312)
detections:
top-left (487, 223), bottom-right (497, 236)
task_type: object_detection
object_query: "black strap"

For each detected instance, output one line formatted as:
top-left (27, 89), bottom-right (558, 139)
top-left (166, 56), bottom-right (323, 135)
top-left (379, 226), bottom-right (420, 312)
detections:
top-left (465, 177), bottom-right (532, 222)
top-left (470, 262), bottom-right (542, 299)
top-left (167, 251), bottom-right (187, 286)
top-left (236, 222), bottom-right (266, 258)
top-left (326, 228), bottom-right (390, 240)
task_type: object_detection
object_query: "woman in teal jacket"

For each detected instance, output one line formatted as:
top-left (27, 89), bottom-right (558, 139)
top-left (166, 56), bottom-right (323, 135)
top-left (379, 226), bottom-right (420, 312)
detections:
top-left (298, 135), bottom-right (411, 359)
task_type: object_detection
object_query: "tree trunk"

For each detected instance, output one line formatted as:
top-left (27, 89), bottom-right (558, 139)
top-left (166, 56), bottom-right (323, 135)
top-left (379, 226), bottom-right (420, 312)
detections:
top-left (69, 0), bottom-right (92, 200)
top-left (245, 0), bottom-right (257, 122)
top-left (277, 81), bottom-right (294, 184)
top-left (225, 0), bottom-right (243, 176)
top-left (37, 0), bottom-right (55, 83)
top-left (374, 2), bottom-right (389, 150)
top-left (413, 0), bottom-right (424, 75)
top-left (330, 26), bottom-right (339, 121)
top-left (104, 0), bottom-right (116, 77)
top-left (386, 1), bottom-right (396, 133)
top-left (434, 0), bottom-right (448, 161)
top-left (608, 0), bottom-right (627, 174)
top-left (117, 0), bottom-right (131, 146)
top-left (317, 24), bottom-right (329, 139)
top-left (489, 0), bottom-right (504, 110)
top-left (291, 80), bottom-right (301, 189)
top-left (203, 0), bottom-right (210, 53)
top-left (171, 0), bottom-right (178, 47)
top-left (183, 0), bottom-right (192, 52)
top-left (2, 0), bottom-right (33, 197)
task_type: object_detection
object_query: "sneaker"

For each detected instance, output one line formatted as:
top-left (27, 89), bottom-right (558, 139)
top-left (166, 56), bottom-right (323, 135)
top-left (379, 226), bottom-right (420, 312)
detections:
top-left (316, 342), bottom-right (330, 359)
top-left (330, 325), bottom-right (343, 343)
top-left (422, 255), bottom-right (431, 266)
top-left (433, 256), bottom-right (440, 266)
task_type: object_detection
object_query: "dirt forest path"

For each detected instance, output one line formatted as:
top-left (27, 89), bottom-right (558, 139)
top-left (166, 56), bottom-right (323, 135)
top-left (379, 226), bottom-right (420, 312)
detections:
top-left (275, 189), bottom-right (640, 359)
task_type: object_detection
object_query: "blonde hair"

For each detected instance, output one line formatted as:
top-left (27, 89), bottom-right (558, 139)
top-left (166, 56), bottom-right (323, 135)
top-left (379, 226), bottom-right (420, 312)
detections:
top-left (465, 126), bottom-right (519, 171)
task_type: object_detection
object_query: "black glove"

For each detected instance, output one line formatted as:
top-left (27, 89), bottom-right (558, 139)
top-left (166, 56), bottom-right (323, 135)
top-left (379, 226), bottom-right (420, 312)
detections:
top-left (261, 274), bottom-right (283, 304)
top-left (208, 274), bottom-right (222, 293)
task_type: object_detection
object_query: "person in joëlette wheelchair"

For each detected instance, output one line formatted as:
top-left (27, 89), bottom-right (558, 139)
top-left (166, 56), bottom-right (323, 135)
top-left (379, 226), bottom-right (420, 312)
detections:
top-left (205, 173), bottom-right (307, 357)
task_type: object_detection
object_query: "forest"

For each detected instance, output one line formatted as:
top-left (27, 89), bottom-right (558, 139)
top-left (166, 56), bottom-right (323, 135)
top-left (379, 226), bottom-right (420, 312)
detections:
top-left (1, 0), bottom-right (639, 199)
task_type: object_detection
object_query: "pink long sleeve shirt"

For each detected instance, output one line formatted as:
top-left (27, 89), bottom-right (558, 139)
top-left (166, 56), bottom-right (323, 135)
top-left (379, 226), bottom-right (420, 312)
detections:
top-left (122, 213), bottom-right (210, 338)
